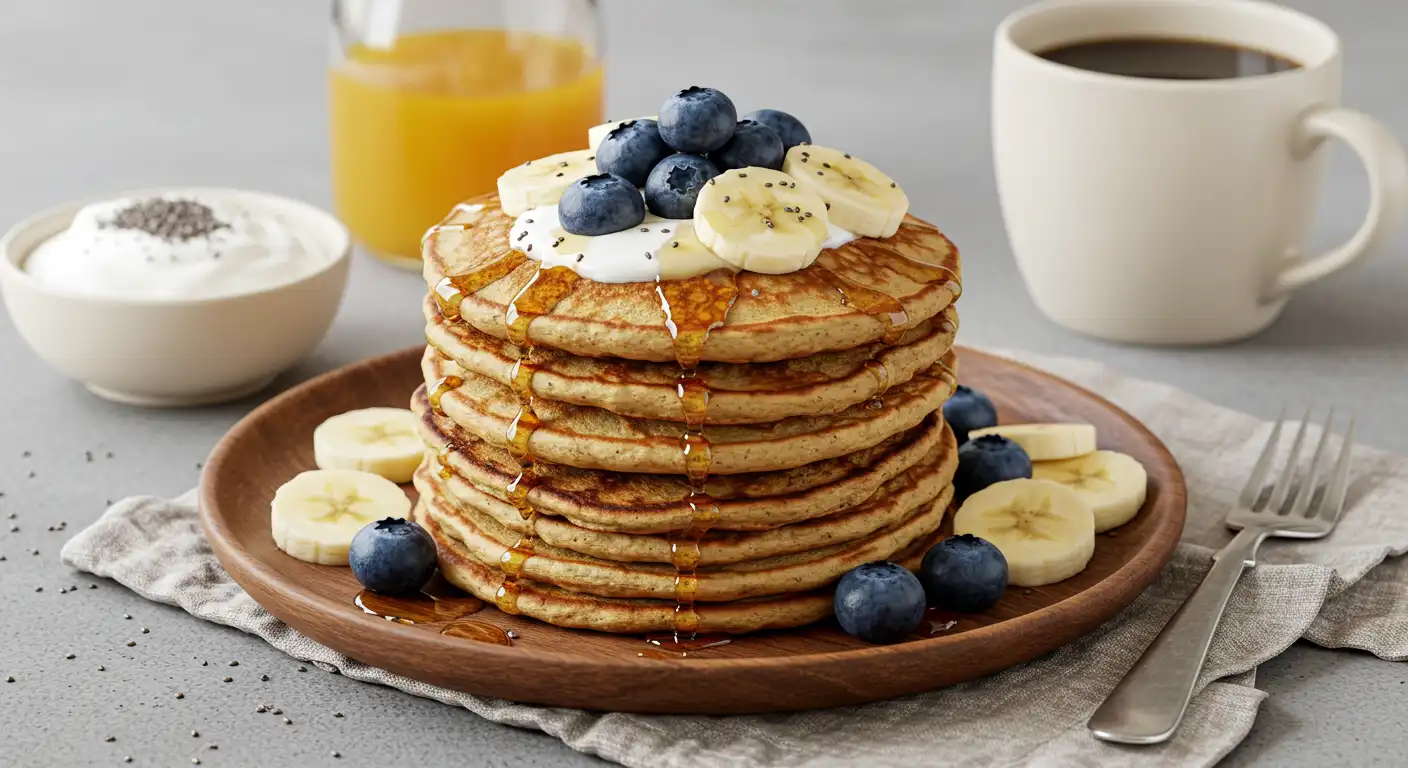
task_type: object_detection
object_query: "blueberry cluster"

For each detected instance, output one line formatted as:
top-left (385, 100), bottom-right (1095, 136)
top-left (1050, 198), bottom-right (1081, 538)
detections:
top-left (559, 86), bottom-right (813, 236)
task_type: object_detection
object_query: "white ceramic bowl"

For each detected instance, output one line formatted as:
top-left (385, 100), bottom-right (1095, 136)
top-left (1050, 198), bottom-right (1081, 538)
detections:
top-left (0, 187), bottom-right (351, 406)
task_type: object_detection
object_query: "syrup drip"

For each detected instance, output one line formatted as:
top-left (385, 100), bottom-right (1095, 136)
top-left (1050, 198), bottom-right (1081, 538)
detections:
top-left (354, 573), bottom-right (485, 624)
top-left (810, 265), bottom-right (910, 345)
top-left (441, 620), bottom-right (512, 645)
top-left (432, 250), bottom-right (528, 322)
top-left (428, 375), bottom-right (463, 416)
top-left (436, 449), bottom-right (454, 480)
top-left (492, 264), bottom-right (581, 616)
top-left (863, 359), bottom-right (890, 397)
top-left (655, 269), bottom-right (739, 639)
top-left (421, 222), bottom-right (466, 249)
top-left (639, 632), bottom-right (732, 658)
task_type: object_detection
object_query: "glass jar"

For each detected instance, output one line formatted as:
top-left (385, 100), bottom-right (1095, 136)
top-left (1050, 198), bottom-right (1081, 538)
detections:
top-left (330, 0), bottom-right (604, 269)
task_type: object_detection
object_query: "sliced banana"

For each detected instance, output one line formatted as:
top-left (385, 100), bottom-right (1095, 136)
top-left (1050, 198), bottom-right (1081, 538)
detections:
top-left (953, 478), bottom-right (1095, 587)
top-left (314, 407), bottom-right (424, 484)
top-left (588, 115), bottom-right (657, 151)
top-left (271, 469), bottom-right (412, 566)
top-left (693, 167), bottom-right (829, 274)
top-left (496, 148), bottom-right (598, 216)
top-left (968, 423), bottom-right (1097, 461)
top-left (781, 145), bottom-right (908, 238)
top-left (1033, 450), bottom-right (1148, 532)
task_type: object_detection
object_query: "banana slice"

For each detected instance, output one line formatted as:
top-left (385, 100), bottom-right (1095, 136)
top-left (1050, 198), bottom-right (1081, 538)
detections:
top-left (781, 145), bottom-right (908, 238)
top-left (496, 148), bottom-right (598, 216)
top-left (953, 478), bottom-right (1095, 586)
top-left (1033, 450), bottom-right (1148, 532)
top-left (968, 423), bottom-right (1097, 461)
top-left (588, 115), bottom-right (657, 151)
top-left (314, 407), bottom-right (424, 484)
top-left (271, 469), bottom-right (412, 566)
top-left (693, 167), bottom-right (829, 273)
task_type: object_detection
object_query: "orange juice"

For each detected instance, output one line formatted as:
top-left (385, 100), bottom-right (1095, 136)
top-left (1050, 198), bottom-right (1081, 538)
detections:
top-left (330, 29), bottom-right (603, 263)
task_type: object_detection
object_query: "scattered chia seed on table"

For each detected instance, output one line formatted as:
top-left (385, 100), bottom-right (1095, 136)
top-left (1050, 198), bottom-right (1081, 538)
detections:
top-left (103, 199), bottom-right (230, 242)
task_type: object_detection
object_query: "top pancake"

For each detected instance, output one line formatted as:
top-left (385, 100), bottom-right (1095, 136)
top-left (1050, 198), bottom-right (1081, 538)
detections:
top-left (423, 193), bottom-right (962, 364)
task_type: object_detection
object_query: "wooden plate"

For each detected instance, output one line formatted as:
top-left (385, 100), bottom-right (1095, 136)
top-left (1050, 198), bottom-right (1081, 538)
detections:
top-left (201, 346), bottom-right (1185, 714)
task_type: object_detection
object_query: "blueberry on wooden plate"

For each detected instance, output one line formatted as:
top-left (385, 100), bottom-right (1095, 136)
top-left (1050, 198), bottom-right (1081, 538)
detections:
top-left (349, 518), bottom-right (437, 595)
top-left (943, 384), bottom-right (998, 444)
top-left (741, 108), bottom-right (811, 151)
top-left (954, 434), bottom-right (1032, 502)
top-left (595, 119), bottom-right (673, 187)
top-left (659, 86), bottom-right (737, 153)
top-left (833, 561), bottom-right (926, 644)
top-left (644, 153), bottom-right (720, 219)
top-left (558, 174), bottom-right (646, 236)
top-left (710, 120), bottom-right (784, 171)
top-left (920, 534), bottom-right (1008, 612)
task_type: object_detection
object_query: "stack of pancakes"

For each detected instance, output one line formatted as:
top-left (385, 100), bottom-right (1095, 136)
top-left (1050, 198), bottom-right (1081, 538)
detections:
top-left (412, 195), bottom-right (963, 635)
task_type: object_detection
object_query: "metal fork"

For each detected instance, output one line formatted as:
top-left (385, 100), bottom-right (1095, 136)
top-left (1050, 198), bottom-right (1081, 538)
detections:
top-left (1088, 409), bottom-right (1356, 745)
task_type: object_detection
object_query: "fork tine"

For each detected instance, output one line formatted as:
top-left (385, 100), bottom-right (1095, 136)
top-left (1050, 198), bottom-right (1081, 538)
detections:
top-left (1289, 410), bottom-right (1334, 517)
top-left (1240, 407), bottom-right (1287, 508)
top-left (1265, 407), bottom-right (1312, 513)
top-left (1318, 414), bottom-right (1356, 524)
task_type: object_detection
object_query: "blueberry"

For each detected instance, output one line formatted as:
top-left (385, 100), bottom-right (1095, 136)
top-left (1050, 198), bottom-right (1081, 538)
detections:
top-left (833, 561), bottom-right (926, 644)
top-left (943, 385), bottom-right (998, 444)
top-left (953, 435), bottom-right (1032, 502)
top-left (644, 154), bottom-right (720, 219)
top-left (349, 518), bottom-right (437, 595)
top-left (658, 86), bottom-right (737, 153)
top-left (709, 120), bottom-right (784, 171)
top-left (558, 174), bottom-right (645, 236)
top-left (595, 119), bottom-right (672, 187)
top-left (741, 109), bottom-right (811, 151)
top-left (920, 534), bottom-right (1008, 612)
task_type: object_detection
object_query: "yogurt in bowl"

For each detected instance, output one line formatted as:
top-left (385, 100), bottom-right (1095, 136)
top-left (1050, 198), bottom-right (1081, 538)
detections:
top-left (0, 188), bottom-right (351, 406)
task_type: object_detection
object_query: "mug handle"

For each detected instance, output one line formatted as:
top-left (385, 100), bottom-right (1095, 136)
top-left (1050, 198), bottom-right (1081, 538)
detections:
top-left (1265, 108), bottom-right (1408, 300)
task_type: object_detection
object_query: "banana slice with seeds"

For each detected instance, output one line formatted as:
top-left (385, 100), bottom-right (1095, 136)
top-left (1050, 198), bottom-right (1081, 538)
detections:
top-left (953, 478), bottom-right (1095, 587)
top-left (782, 145), bottom-right (908, 238)
top-left (1033, 450), bottom-right (1148, 532)
top-left (496, 148), bottom-right (598, 216)
top-left (692, 167), bottom-right (829, 274)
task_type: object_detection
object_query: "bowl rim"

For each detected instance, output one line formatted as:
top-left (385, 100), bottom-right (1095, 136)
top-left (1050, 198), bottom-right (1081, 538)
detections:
top-left (0, 186), bottom-right (352, 307)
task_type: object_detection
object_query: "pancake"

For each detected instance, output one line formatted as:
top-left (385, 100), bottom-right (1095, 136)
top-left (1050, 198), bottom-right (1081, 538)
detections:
top-left (416, 502), bottom-right (944, 635)
top-left (416, 391), bottom-right (952, 533)
top-left (425, 294), bottom-right (958, 424)
top-left (416, 465), bottom-right (950, 602)
top-left (423, 347), bottom-right (959, 474)
top-left (428, 434), bottom-right (956, 565)
top-left (423, 194), bottom-right (962, 363)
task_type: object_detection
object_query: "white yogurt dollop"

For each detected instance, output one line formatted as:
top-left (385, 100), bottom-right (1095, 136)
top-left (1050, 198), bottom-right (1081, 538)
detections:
top-left (508, 205), bottom-right (857, 283)
top-left (25, 191), bottom-right (328, 300)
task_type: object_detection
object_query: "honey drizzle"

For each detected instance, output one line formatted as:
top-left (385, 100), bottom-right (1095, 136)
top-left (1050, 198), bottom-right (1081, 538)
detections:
top-left (863, 359), bottom-right (891, 397)
top-left (433, 250), bottom-right (528, 322)
top-left (493, 265), bottom-right (580, 615)
top-left (655, 269), bottom-right (739, 638)
top-left (428, 375), bottom-right (463, 416)
top-left (809, 265), bottom-right (910, 345)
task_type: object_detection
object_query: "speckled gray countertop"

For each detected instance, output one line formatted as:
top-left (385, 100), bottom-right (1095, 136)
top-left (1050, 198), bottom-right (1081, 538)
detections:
top-left (1, 1), bottom-right (1405, 765)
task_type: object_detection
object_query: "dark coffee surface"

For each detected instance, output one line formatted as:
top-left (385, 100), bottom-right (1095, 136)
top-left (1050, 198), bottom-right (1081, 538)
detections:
top-left (1038, 37), bottom-right (1300, 80)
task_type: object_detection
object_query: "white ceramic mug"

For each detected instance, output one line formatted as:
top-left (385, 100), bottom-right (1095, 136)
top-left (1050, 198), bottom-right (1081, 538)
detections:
top-left (993, 0), bottom-right (1408, 344)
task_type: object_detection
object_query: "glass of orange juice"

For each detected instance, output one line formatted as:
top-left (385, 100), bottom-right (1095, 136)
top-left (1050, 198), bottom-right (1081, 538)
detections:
top-left (330, 0), bottom-right (604, 268)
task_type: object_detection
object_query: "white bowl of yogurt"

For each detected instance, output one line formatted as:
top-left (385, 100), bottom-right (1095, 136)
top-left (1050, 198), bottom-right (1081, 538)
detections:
top-left (0, 188), bottom-right (350, 406)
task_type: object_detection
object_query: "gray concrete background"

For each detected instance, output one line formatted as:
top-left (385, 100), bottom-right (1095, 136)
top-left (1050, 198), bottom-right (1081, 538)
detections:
top-left (1, 1), bottom-right (1404, 765)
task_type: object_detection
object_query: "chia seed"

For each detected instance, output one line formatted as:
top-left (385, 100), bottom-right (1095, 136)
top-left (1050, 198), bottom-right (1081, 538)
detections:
top-left (228, 661), bottom-right (238, 667)
top-left (260, 674), bottom-right (269, 682)
top-left (102, 198), bottom-right (229, 242)
top-left (221, 677), bottom-right (232, 683)
top-left (175, 693), bottom-right (185, 699)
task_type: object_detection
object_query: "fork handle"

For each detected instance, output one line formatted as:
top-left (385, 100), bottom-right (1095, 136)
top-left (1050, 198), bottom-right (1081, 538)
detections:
top-left (1087, 526), bottom-right (1268, 744)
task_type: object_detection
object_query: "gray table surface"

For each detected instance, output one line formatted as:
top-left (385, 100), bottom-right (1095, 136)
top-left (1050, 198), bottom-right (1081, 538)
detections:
top-left (1, 1), bottom-right (1404, 766)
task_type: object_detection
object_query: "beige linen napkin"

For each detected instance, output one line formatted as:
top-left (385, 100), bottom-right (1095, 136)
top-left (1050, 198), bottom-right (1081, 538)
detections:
top-left (60, 351), bottom-right (1408, 768)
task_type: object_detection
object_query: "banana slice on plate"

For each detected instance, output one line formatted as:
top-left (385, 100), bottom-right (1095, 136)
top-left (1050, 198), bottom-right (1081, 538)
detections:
top-left (781, 145), bottom-right (909, 238)
top-left (1033, 450), bottom-right (1148, 532)
top-left (693, 167), bottom-right (830, 274)
top-left (953, 478), bottom-right (1095, 587)
top-left (314, 407), bottom-right (423, 484)
top-left (588, 115), bottom-right (657, 150)
top-left (496, 148), bottom-right (598, 216)
top-left (272, 469), bottom-right (412, 566)
top-left (968, 423), bottom-right (1097, 461)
